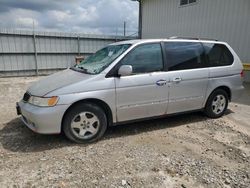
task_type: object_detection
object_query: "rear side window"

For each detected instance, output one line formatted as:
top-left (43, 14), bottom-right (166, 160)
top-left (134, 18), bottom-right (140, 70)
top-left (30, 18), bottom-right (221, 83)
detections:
top-left (120, 43), bottom-right (163, 74)
top-left (203, 43), bottom-right (234, 67)
top-left (180, 0), bottom-right (197, 6)
top-left (164, 42), bottom-right (206, 71)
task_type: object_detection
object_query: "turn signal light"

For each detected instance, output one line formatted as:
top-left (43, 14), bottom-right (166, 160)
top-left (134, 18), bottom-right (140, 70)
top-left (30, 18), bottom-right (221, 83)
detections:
top-left (48, 96), bottom-right (59, 106)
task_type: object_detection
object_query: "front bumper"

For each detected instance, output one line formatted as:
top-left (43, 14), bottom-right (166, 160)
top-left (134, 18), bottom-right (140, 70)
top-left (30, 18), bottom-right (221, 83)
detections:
top-left (17, 101), bottom-right (69, 134)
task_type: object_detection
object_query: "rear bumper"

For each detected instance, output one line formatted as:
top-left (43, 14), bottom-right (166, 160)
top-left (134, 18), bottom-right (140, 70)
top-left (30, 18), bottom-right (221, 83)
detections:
top-left (231, 85), bottom-right (245, 102)
top-left (17, 101), bottom-right (69, 134)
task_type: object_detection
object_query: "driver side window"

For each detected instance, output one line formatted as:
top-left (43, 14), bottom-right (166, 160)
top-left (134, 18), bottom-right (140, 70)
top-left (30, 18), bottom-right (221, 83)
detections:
top-left (120, 43), bottom-right (164, 74)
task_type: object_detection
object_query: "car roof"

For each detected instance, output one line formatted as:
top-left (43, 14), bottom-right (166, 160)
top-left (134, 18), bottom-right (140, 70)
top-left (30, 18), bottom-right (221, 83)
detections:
top-left (110, 38), bottom-right (226, 46)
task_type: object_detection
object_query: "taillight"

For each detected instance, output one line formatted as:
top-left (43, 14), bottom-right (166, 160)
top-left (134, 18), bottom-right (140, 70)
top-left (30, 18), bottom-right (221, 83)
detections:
top-left (240, 70), bottom-right (244, 78)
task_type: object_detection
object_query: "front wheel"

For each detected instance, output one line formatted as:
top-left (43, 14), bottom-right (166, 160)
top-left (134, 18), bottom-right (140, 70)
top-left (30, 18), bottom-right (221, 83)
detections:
top-left (63, 103), bottom-right (107, 143)
top-left (204, 89), bottom-right (229, 118)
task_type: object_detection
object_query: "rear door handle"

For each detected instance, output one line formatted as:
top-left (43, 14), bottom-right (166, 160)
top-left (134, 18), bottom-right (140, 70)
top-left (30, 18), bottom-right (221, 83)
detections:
top-left (172, 77), bottom-right (182, 82)
top-left (156, 79), bottom-right (167, 86)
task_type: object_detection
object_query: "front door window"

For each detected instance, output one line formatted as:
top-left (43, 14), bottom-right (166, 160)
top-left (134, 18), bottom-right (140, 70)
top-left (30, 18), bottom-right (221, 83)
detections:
top-left (120, 43), bottom-right (164, 74)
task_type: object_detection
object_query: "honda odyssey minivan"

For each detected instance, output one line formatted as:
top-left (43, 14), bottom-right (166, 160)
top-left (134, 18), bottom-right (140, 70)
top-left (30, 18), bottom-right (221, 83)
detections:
top-left (16, 38), bottom-right (244, 143)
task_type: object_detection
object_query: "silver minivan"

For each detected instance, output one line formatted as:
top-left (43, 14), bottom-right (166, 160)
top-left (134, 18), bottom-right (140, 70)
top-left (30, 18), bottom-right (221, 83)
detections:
top-left (16, 39), bottom-right (244, 143)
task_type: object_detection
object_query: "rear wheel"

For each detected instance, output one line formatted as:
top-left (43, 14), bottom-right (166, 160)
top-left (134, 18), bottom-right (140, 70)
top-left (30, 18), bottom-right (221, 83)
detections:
top-left (63, 103), bottom-right (107, 143)
top-left (204, 89), bottom-right (229, 118)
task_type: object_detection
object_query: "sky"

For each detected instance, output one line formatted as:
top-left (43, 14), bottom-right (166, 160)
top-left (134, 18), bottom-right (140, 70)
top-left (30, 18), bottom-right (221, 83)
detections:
top-left (0, 0), bottom-right (139, 36)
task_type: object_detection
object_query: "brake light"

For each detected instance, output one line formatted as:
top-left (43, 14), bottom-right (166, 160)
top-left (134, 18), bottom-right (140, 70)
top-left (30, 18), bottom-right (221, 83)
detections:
top-left (240, 70), bottom-right (244, 78)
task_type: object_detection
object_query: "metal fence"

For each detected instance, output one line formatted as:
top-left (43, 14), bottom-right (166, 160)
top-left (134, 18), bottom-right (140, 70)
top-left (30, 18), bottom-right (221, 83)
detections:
top-left (0, 29), bottom-right (134, 77)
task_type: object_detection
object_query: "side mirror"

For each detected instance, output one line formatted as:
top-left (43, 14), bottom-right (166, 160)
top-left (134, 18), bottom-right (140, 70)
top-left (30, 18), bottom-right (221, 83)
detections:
top-left (118, 65), bottom-right (133, 77)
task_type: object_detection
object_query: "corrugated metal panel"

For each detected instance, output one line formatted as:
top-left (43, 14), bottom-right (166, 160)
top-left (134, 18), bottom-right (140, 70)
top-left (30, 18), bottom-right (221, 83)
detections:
top-left (141, 0), bottom-right (250, 63)
top-left (0, 29), bottom-right (134, 77)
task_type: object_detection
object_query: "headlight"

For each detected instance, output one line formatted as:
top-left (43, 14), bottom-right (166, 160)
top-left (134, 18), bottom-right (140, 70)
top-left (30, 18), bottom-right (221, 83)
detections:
top-left (28, 96), bottom-right (59, 107)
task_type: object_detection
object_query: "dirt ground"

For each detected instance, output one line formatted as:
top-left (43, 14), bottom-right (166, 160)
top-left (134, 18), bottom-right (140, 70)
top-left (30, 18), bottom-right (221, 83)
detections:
top-left (0, 77), bottom-right (249, 188)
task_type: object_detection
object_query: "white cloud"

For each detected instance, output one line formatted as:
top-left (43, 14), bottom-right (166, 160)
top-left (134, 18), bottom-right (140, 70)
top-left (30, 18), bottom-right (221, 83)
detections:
top-left (0, 0), bottom-right (139, 35)
top-left (75, 6), bottom-right (98, 24)
top-left (0, 8), bottom-right (39, 29)
top-left (15, 17), bottom-right (38, 28)
top-left (48, 10), bottom-right (72, 22)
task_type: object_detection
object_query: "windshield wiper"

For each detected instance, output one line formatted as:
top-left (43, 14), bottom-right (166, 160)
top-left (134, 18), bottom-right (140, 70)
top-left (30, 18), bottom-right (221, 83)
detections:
top-left (78, 66), bottom-right (89, 72)
top-left (70, 66), bottom-right (93, 74)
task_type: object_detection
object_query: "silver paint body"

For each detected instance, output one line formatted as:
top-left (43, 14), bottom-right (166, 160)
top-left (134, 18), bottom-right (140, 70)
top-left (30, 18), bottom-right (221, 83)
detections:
top-left (18, 39), bottom-right (244, 134)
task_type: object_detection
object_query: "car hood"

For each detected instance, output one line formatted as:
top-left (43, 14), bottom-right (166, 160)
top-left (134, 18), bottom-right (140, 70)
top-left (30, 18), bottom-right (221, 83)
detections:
top-left (28, 69), bottom-right (94, 96)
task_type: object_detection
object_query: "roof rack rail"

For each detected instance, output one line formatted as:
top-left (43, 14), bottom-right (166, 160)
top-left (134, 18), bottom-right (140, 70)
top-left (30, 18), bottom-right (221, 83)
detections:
top-left (169, 36), bottom-right (218, 41)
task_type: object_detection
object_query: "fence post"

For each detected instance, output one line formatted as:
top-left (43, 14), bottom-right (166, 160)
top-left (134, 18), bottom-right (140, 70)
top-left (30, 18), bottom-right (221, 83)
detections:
top-left (77, 36), bottom-right (80, 55)
top-left (33, 32), bottom-right (38, 76)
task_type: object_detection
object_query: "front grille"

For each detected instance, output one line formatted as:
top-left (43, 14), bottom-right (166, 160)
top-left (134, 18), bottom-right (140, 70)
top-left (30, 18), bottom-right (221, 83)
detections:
top-left (23, 92), bottom-right (31, 102)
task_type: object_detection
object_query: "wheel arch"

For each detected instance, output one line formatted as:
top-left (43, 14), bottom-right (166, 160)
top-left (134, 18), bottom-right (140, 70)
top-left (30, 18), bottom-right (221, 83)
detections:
top-left (206, 85), bottom-right (232, 105)
top-left (61, 98), bottom-right (113, 132)
top-left (213, 86), bottom-right (231, 101)
top-left (204, 85), bottom-right (231, 118)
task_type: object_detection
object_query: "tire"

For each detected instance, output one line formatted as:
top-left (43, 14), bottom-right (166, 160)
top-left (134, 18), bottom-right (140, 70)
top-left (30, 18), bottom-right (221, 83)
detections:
top-left (63, 103), bottom-right (107, 143)
top-left (204, 89), bottom-right (229, 118)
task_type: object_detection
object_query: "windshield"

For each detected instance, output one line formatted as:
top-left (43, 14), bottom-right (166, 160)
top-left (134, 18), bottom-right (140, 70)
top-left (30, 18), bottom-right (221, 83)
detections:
top-left (74, 44), bottom-right (131, 74)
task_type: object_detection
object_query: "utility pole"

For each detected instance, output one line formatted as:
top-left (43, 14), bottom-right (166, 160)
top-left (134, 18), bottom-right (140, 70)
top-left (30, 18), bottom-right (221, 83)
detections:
top-left (123, 21), bottom-right (126, 37)
top-left (115, 27), bottom-right (118, 41)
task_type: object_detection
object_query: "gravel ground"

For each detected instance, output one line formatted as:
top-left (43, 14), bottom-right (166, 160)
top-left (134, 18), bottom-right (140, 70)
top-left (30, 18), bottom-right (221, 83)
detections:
top-left (0, 77), bottom-right (249, 188)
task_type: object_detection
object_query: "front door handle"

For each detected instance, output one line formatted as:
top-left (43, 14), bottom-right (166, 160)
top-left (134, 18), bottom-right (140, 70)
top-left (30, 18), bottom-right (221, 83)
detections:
top-left (156, 79), bottom-right (167, 86)
top-left (172, 77), bottom-right (182, 82)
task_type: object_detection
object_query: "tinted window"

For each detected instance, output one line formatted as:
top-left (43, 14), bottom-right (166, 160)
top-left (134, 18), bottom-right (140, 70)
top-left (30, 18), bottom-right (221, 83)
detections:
top-left (189, 0), bottom-right (197, 3)
top-left (180, 0), bottom-right (188, 5)
top-left (164, 42), bottom-right (206, 71)
top-left (180, 0), bottom-right (197, 6)
top-left (203, 43), bottom-right (234, 67)
top-left (120, 43), bottom-right (163, 74)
